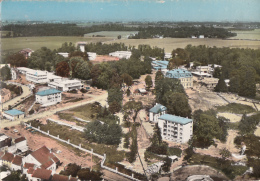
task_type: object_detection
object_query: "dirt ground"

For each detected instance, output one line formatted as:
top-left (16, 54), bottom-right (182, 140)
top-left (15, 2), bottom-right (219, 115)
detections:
top-left (1, 125), bottom-right (96, 173)
top-left (217, 112), bottom-right (242, 123)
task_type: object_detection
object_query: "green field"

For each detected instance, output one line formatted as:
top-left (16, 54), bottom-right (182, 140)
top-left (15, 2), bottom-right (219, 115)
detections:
top-left (84, 31), bottom-right (138, 38)
top-left (108, 38), bottom-right (260, 52)
top-left (229, 29), bottom-right (260, 40)
top-left (1, 36), bottom-right (113, 55)
top-left (0, 31), bottom-right (13, 36)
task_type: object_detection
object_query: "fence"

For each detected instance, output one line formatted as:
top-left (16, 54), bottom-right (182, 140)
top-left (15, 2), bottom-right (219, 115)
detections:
top-left (24, 123), bottom-right (141, 181)
top-left (48, 118), bottom-right (85, 132)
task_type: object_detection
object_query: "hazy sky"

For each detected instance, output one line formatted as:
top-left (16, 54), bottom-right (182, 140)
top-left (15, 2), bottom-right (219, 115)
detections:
top-left (1, 0), bottom-right (260, 22)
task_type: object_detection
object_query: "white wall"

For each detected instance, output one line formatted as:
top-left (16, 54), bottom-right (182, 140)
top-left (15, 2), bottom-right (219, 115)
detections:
top-left (36, 93), bottom-right (61, 105)
top-left (22, 155), bottom-right (41, 168)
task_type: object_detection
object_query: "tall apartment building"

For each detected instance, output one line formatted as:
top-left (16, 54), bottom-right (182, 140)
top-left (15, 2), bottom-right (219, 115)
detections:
top-left (165, 68), bottom-right (193, 89)
top-left (158, 114), bottom-right (193, 143)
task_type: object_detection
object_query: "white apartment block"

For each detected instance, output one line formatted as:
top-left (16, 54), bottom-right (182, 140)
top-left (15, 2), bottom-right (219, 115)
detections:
top-left (158, 114), bottom-right (193, 143)
top-left (36, 88), bottom-right (62, 106)
top-left (109, 51), bottom-right (132, 59)
top-left (48, 78), bottom-right (83, 92)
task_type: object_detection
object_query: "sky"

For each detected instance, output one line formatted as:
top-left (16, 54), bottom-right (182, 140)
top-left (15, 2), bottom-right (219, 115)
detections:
top-left (1, 0), bottom-right (260, 22)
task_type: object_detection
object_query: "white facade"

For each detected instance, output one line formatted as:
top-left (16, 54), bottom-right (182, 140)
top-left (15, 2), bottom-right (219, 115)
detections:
top-left (57, 52), bottom-right (69, 58)
top-left (158, 114), bottom-right (193, 143)
top-left (2, 110), bottom-right (25, 121)
top-left (109, 51), bottom-right (132, 59)
top-left (164, 53), bottom-right (172, 59)
top-left (48, 78), bottom-right (83, 91)
top-left (36, 89), bottom-right (62, 106)
top-left (87, 52), bottom-right (97, 61)
top-left (26, 70), bottom-right (48, 84)
top-left (149, 103), bottom-right (167, 123)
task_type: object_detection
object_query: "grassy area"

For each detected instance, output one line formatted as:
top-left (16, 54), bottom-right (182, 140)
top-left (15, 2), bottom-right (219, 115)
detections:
top-left (57, 113), bottom-right (86, 127)
top-left (189, 153), bottom-right (247, 179)
top-left (216, 103), bottom-right (256, 114)
top-left (168, 147), bottom-right (182, 157)
top-left (229, 29), bottom-right (260, 40)
top-left (108, 38), bottom-right (260, 52)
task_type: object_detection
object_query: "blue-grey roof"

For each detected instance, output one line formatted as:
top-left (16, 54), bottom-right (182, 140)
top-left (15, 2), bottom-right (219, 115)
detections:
top-left (149, 104), bottom-right (167, 114)
top-left (159, 114), bottom-right (192, 125)
top-left (36, 88), bottom-right (62, 96)
top-left (4, 109), bottom-right (24, 116)
top-left (152, 61), bottom-right (169, 70)
top-left (165, 68), bottom-right (192, 79)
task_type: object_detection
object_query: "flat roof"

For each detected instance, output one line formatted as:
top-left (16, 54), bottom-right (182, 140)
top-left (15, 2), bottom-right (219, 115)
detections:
top-left (4, 109), bottom-right (25, 116)
top-left (159, 114), bottom-right (192, 125)
top-left (36, 88), bottom-right (62, 96)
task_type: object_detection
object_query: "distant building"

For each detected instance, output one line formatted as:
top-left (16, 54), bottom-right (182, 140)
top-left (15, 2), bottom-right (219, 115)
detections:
top-left (196, 66), bottom-right (212, 74)
top-left (48, 78), bottom-right (83, 92)
top-left (87, 52), bottom-right (97, 61)
top-left (109, 51), bottom-right (132, 59)
top-left (36, 88), bottom-right (62, 106)
top-left (165, 68), bottom-right (193, 89)
top-left (2, 109), bottom-right (25, 121)
top-left (199, 35), bottom-right (205, 38)
top-left (158, 114), bottom-right (193, 143)
top-left (77, 42), bottom-right (87, 52)
top-left (149, 103), bottom-right (167, 123)
top-left (26, 70), bottom-right (48, 84)
top-left (200, 77), bottom-right (219, 89)
top-left (151, 61), bottom-right (169, 71)
top-left (164, 53), bottom-right (172, 59)
top-left (0, 88), bottom-right (12, 103)
top-left (0, 134), bottom-right (12, 151)
top-left (57, 52), bottom-right (69, 58)
top-left (19, 48), bottom-right (34, 59)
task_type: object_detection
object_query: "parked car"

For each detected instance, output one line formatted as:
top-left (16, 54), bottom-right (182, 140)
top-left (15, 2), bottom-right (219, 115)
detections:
top-left (4, 127), bottom-right (9, 130)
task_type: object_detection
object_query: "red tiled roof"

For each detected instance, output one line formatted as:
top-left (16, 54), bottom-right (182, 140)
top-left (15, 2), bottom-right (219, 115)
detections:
top-left (31, 146), bottom-right (60, 169)
top-left (15, 137), bottom-right (26, 143)
top-left (69, 177), bottom-right (78, 181)
top-left (0, 151), bottom-right (4, 157)
top-left (27, 167), bottom-right (34, 174)
top-left (52, 174), bottom-right (69, 181)
top-left (12, 155), bottom-right (22, 166)
top-left (24, 163), bottom-right (35, 169)
top-left (1, 152), bottom-right (14, 162)
top-left (32, 168), bottom-right (52, 180)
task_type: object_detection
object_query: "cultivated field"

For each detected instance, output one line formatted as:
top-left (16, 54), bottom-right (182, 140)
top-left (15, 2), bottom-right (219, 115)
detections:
top-left (1, 36), bottom-right (113, 54)
top-left (106, 38), bottom-right (260, 52)
top-left (229, 29), bottom-right (260, 40)
top-left (84, 31), bottom-right (138, 38)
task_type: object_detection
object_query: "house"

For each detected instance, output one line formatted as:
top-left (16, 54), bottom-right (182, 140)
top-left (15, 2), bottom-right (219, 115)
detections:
top-left (0, 134), bottom-right (12, 151)
top-left (158, 114), bottom-right (193, 143)
top-left (8, 137), bottom-right (28, 154)
top-left (31, 168), bottom-right (52, 181)
top-left (164, 53), bottom-right (172, 59)
top-left (26, 167), bottom-right (35, 181)
top-left (149, 103), bottom-right (167, 123)
top-left (19, 48), bottom-right (34, 59)
top-left (77, 42), bottom-right (87, 52)
top-left (1, 152), bottom-right (14, 168)
top-left (11, 155), bottom-right (22, 171)
top-left (36, 88), bottom-right (62, 106)
top-left (23, 163), bottom-right (36, 175)
top-left (2, 109), bottom-right (25, 121)
top-left (196, 66), bottom-right (212, 74)
top-left (22, 146), bottom-right (60, 174)
top-left (0, 88), bottom-right (11, 103)
top-left (48, 78), bottom-right (83, 92)
top-left (109, 51), bottom-right (132, 59)
top-left (165, 68), bottom-right (193, 89)
top-left (87, 52), bottom-right (97, 61)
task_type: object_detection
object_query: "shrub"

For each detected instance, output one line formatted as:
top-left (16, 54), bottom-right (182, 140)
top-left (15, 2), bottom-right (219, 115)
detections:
top-left (29, 109), bottom-right (35, 115)
top-left (80, 88), bottom-right (87, 93)
top-left (67, 89), bottom-right (77, 93)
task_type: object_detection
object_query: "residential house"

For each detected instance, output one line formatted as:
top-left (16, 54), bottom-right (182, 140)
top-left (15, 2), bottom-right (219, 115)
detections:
top-left (149, 103), bottom-right (167, 123)
top-left (19, 48), bottom-right (34, 59)
top-left (52, 174), bottom-right (78, 181)
top-left (31, 168), bottom-right (52, 181)
top-left (11, 155), bottom-right (22, 171)
top-left (109, 51), bottom-right (132, 59)
top-left (22, 146), bottom-right (60, 174)
top-left (2, 109), bottom-right (25, 121)
top-left (23, 163), bottom-right (36, 175)
top-left (0, 134), bottom-right (12, 151)
top-left (165, 68), bottom-right (193, 89)
top-left (8, 136), bottom-right (28, 154)
top-left (36, 88), bottom-right (62, 106)
top-left (0, 88), bottom-right (11, 103)
top-left (158, 114), bottom-right (193, 143)
top-left (48, 78), bottom-right (83, 92)
top-left (1, 152), bottom-right (14, 168)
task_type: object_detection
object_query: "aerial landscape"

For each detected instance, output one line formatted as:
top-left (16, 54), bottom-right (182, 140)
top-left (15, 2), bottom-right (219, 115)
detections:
top-left (0, 0), bottom-right (260, 180)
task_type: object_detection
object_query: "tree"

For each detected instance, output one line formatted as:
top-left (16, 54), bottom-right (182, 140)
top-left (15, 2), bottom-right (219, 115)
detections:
top-left (77, 168), bottom-right (103, 181)
top-left (74, 61), bottom-right (91, 80)
top-left (229, 75), bottom-right (240, 93)
top-left (219, 148), bottom-right (231, 160)
top-left (117, 35), bottom-right (121, 39)
top-left (162, 156), bottom-right (172, 172)
top-left (214, 76), bottom-right (228, 92)
top-left (155, 70), bottom-right (164, 82)
top-left (59, 163), bottom-right (81, 177)
top-left (0, 65), bottom-right (12, 81)
top-left (90, 64), bottom-right (102, 87)
top-left (108, 101), bottom-right (121, 114)
top-left (6, 53), bottom-right (27, 67)
top-left (213, 67), bottom-right (222, 78)
top-left (107, 88), bottom-right (123, 113)
top-left (121, 73), bottom-right (133, 87)
top-left (69, 51), bottom-right (88, 61)
top-left (122, 101), bottom-right (143, 123)
top-left (145, 75), bottom-right (153, 90)
top-left (57, 42), bottom-right (76, 53)
top-left (70, 57), bottom-right (84, 78)
top-left (238, 66), bottom-right (256, 97)
top-left (167, 57), bottom-right (185, 70)
top-left (56, 61), bottom-right (70, 77)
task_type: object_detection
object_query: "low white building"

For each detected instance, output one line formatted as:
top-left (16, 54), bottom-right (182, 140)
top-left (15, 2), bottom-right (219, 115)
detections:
top-left (8, 137), bottom-right (28, 154)
top-left (26, 70), bottom-right (48, 84)
top-left (87, 52), bottom-right (97, 61)
top-left (149, 103), bottom-right (167, 123)
top-left (2, 109), bottom-right (25, 121)
top-left (36, 88), bottom-right (62, 106)
top-left (48, 78), bottom-right (83, 92)
top-left (109, 51), bottom-right (132, 59)
top-left (158, 114), bottom-right (193, 143)
top-left (164, 53), bottom-right (172, 59)
top-left (57, 52), bottom-right (69, 58)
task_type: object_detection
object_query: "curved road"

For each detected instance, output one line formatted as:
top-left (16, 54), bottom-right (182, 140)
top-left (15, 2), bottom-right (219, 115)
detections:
top-left (0, 92), bottom-right (108, 128)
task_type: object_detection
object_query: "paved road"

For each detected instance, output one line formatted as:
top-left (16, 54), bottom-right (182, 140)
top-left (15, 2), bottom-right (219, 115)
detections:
top-left (0, 92), bottom-right (108, 128)
top-left (1, 82), bottom-right (31, 111)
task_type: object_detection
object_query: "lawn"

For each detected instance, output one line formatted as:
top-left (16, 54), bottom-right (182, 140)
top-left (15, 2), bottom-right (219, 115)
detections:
top-left (216, 103), bottom-right (256, 114)
top-left (229, 29), bottom-right (260, 40)
top-left (108, 38), bottom-right (260, 52)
